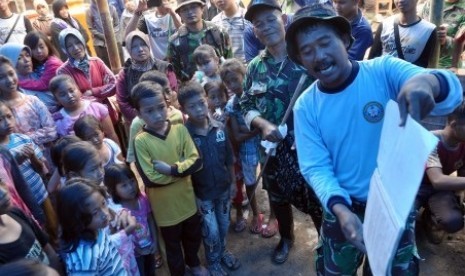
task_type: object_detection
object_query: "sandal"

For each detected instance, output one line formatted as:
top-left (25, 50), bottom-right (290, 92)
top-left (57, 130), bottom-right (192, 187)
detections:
top-left (154, 254), bottom-right (163, 269)
top-left (234, 217), bottom-right (247, 233)
top-left (249, 213), bottom-right (263, 234)
top-left (261, 219), bottom-right (278, 238)
top-left (221, 251), bottom-right (241, 270)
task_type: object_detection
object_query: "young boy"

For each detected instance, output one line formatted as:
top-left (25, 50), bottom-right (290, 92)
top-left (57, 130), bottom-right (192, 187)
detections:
top-left (125, 70), bottom-right (184, 164)
top-left (211, 0), bottom-right (251, 63)
top-left (178, 81), bottom-right (240, 276)
top-left (368, 0), bottom-right (436, 67)
top-left (416, 102), bottom-right (465, 244)
top-left (220, 58), bottom-right (262, 234)
top-left (131, 81), bottom-right (207, 276)
top-left (332, 0), bottom-right (372, 60)
top-left (288, 4), bottom-right (462, 275)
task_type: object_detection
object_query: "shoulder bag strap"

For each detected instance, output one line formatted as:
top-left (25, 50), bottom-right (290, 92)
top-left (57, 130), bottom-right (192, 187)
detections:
top-left (4, 14), bottom-right (21, 44)
top-left (393, 20), bottom-right (405, 60)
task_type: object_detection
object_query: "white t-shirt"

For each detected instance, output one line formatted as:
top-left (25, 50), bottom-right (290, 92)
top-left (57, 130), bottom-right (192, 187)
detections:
top-left (144, 12), bottom-right (177, 60)
top-left (0, 14), bottom-right (27, 45)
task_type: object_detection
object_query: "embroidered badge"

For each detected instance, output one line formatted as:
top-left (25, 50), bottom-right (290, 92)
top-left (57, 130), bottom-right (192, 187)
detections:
top-left (216, 130), bottom-right (226, 142)
top-left (363, 102), bottom-right (384, 123)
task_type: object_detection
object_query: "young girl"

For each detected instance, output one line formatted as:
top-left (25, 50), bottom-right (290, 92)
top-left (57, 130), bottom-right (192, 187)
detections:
top-left (50, 0), bottom-right (90, 61)
top-left (74, 115), bottom-right (124, 170)
top-left (104, 164), bottom-right (163, 274)
top-left (0, 101), bottom-right (58, 246)
top-left (56, 179), bottom-right (127, 275)
top-left (204, 80), bottom-right (229, 123)
top-left (220, 59), bottom-right (262, 234)
top-left (49, 74), bottom-right (120, 144)
top-left (60, 141), bottom-right (105, 185)
top-left (0, 178), bottom-right (60, 271)
top-left (47, 135), bottom-right (81, 192)
top-left (21, 31), bottom-right (63, 113)
top-left (60, 141), bottom-right (139, 271)
top-left (192, 44), bottom-right (222, 86)
top-left (56, 28), bottom-right (119, 125)
top-left (0, 54), bottom-right (57, 151)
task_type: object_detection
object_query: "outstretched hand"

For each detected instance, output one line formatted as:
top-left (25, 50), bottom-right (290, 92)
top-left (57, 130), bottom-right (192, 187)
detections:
top-left (397, 82), bottom-right (435, 127)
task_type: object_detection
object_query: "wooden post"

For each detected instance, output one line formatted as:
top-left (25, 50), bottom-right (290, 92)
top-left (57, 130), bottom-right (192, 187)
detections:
top-left (429, 0), bottom-right (444, 68)
top-left (95, 0), bottom-right (121, 73)
top-left (13, 0), bottom-right (26, 13)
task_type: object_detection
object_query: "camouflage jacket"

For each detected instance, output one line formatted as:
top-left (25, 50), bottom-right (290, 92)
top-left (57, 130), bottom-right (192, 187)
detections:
top-left (240, 50), bottom-right (313, 131)
top-left (166, 20), bottom-right (232, 82)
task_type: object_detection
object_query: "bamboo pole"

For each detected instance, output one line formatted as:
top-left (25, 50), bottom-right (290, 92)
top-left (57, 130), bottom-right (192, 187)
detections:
top-left (429, 0), bottom-right (444, 68)
top-left (95, 0), bottom-right (121, 73)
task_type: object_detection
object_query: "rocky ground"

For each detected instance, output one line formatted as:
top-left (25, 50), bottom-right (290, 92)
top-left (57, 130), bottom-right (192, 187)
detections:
top-left (153, 182), bottom-right (465, 276)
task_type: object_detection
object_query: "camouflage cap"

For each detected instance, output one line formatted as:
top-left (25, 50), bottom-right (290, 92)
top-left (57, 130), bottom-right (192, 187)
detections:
top-left (244, 0), bottom-right (282, 22)
top-left (175, 0), bottom-right (205, 13)
top-left (285, 3), bottom-right (354, 65)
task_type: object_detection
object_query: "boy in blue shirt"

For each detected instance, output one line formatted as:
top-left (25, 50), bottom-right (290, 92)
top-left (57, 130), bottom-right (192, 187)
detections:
top-left (178, 81), bottom-right (240, 276)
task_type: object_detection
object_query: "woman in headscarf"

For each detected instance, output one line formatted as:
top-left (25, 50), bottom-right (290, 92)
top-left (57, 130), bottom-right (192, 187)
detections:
top-left (56, 28), bottom-right (120, 137)
top-left (116, 30), bottom-right (178, 124)
top-left (50, 0), bottom-right (90, 61)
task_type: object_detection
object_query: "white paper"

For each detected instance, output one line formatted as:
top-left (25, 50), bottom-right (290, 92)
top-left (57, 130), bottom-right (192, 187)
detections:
top-left (364, 100), bottom-right (438, 276)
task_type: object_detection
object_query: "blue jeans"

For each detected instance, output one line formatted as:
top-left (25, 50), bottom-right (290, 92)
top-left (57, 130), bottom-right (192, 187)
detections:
top-left (198, 190), bottom-right (231, 265)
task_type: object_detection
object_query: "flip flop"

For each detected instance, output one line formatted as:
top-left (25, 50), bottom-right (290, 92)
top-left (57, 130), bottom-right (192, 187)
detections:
top-left (261, 219), bottom-right (278, 238)
top-left (234, 217), bottom-right (247, 233)
top-left (154, 254), bottom-right (163, 269)
top-left (249, 213), bottom-right (263, 234)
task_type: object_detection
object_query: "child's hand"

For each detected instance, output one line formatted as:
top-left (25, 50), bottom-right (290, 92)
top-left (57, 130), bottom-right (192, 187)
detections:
top-left (83, 90), bottom-right (93, 97)
top-left (152, 160), bottom-right (171, 175)
top-left (15, 144), bottom-right (34, 164)
top-left (124, 214), bottom-right (138, 235)
top-left (212, 108), bottom-right (226, 122)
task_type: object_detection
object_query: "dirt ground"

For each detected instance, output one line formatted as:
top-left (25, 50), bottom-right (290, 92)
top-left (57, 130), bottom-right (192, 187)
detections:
top-left (153, 181), bottom-right (465, 276)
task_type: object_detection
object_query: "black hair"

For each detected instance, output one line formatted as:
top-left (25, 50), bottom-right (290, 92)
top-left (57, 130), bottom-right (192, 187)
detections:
top-left (139, 70), bottom-right (170, 89)
top-left (0, 259), bottom-right (56, 276)
top-left (130, 81), bottom-right (166, 110)
top-left (52, 0), bottom-right (69, 19)
top-left (299, 22), bottom-right (348, 46)
top-left (104, 163), bottom-right (140, 204)
top-left (57, 179), bottom-right (107, 251)
top-left (193, 44), bottom-right (218, 65)
top-left (203, 80), bottom-right (229, 99)
top-left (177, 80), bottom-right (206, 108)
top-left (73, 115), bottom-right (103, 141)
top-left (448, 100), bottom-right (465, 123)
top-left (139, 70), bottom-right (172, 102)
top-left (219, 58), bottom-right (246, 81)
top-left (0, 55), bottom-right (14, 68)
top-left (49, 74), bottom-right (77, 94)
top-left (61, 141), bottom-right (100, 178)
top-left (24, 31), bottom-right (59, 67)
top-left (50, 135), bottom-right (82, 176)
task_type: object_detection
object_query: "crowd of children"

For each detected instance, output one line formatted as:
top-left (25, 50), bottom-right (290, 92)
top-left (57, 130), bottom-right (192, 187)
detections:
top-left (0, 0), bottom-right (464, 275)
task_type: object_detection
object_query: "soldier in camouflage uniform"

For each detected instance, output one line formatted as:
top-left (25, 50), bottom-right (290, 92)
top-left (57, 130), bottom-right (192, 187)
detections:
top-left (421, 0), bottom-right (465, 69)
top-left (240, 0), bottom-right (322, 265)
top-left (167, 0), bottom-right (232, 82)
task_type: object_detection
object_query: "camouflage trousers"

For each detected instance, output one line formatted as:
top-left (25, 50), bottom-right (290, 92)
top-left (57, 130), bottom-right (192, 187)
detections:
top-left (315, 201), bottom-right (419, 276)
